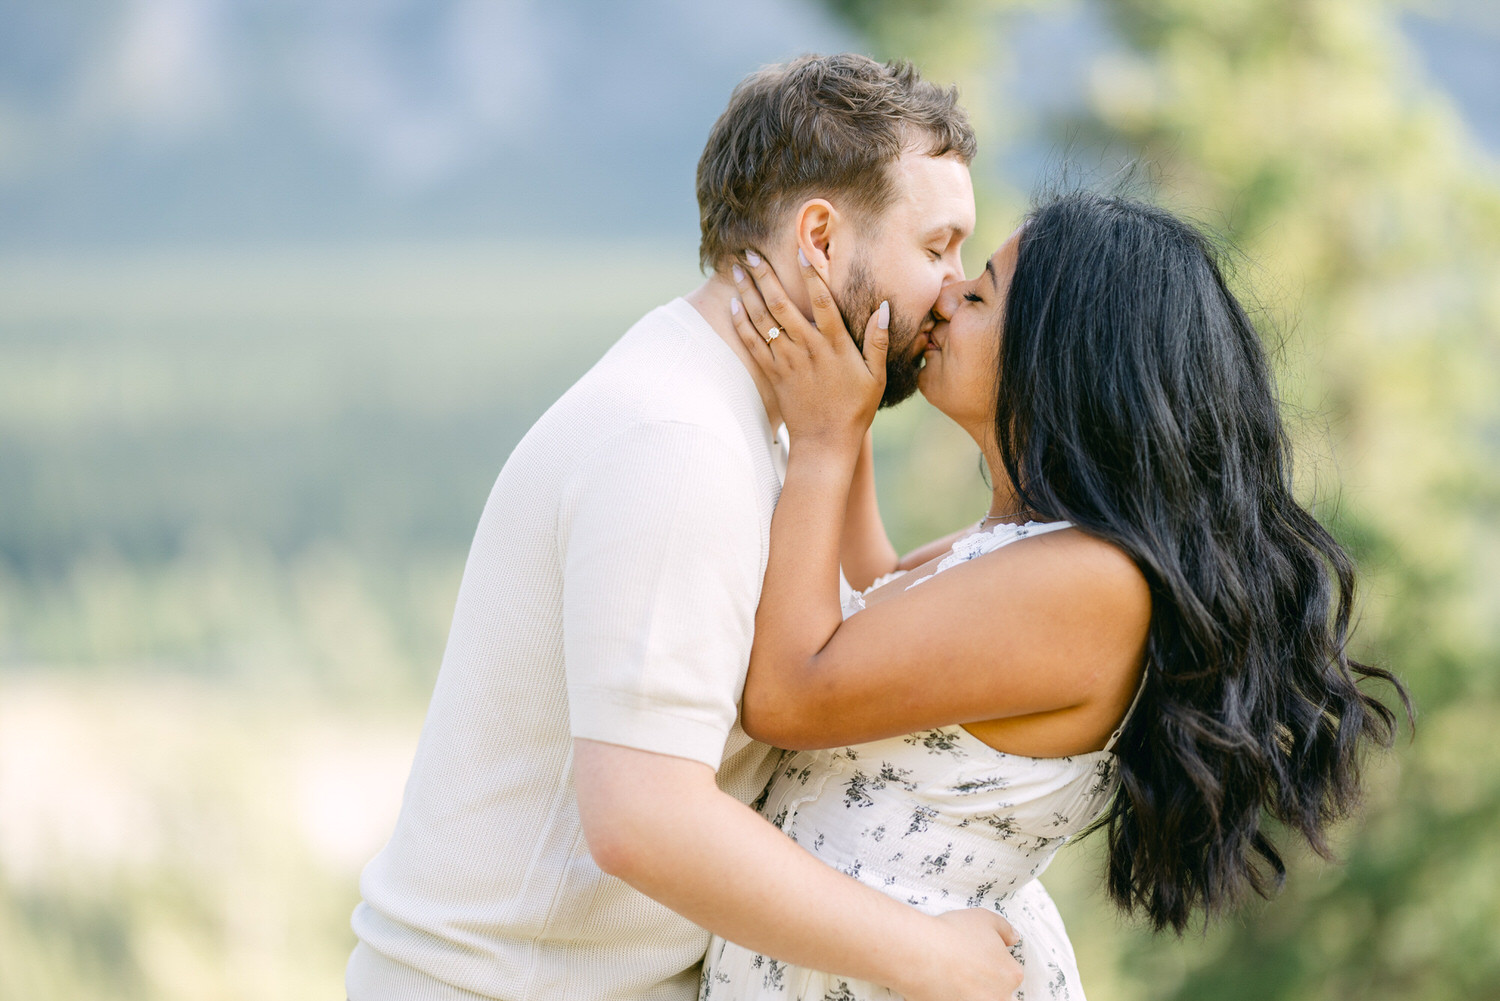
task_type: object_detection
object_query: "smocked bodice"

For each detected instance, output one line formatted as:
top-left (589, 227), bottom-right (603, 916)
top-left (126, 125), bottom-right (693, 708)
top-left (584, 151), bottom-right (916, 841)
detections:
top-left (752, 727), bottom-right (1117, 917)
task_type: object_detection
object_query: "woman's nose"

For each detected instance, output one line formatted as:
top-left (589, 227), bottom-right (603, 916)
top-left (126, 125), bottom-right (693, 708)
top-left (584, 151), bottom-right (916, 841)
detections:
top-left (933, 280), bottom-right (963, 321)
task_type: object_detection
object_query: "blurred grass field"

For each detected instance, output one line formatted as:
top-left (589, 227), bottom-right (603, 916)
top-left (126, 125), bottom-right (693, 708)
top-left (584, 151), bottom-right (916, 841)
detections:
top-left (0, 243), bottom-right (998, 1000)
top-left (0, 245), bottom-right (700, 998)
top-left (3, 216), bottom-right (1499, 999)
top-left (2, 230), bottom-right (1491, 1001)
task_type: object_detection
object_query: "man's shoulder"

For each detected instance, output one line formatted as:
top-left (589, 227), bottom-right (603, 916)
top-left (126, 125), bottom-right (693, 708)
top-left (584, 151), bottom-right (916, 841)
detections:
top-left (499, 298), bottom-right (767, 522)
top-left (550, 301), bottom-right (752, 441)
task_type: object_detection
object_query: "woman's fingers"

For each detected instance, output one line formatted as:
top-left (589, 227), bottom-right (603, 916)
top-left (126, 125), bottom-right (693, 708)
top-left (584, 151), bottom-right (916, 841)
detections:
top-left (863, 300), bottom-right (890, 390)
top-left (726, 258), bottom-right (885, 446)
top-left (730, 260), bottom-right (780, 345)
top-left (741, 251), bottom-right (814, 348)
top-left (796, 247), bottom-right (848, 353)
top-left (730, 296), bottom-right (778, 373)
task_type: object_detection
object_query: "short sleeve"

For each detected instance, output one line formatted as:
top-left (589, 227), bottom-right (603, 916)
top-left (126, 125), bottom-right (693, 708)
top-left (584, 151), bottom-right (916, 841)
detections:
top-left (559, 420), bottom-right (764, 770)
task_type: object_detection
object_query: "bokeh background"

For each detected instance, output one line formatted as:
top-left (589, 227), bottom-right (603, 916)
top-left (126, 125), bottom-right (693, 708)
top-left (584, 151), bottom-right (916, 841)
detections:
top-left (2, 1), bottom-right (1496, 998)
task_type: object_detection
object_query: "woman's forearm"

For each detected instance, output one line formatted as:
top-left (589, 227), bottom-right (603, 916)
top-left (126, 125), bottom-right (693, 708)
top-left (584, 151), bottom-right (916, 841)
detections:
top-left (746, 438), bottom-right (860, 715)
top-left (840, 430), bottom-right (900, 590)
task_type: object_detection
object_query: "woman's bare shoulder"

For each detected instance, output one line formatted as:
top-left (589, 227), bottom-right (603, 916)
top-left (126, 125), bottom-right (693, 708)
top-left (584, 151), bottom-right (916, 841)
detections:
top-left (971, 526), bottom-right (1153, 640)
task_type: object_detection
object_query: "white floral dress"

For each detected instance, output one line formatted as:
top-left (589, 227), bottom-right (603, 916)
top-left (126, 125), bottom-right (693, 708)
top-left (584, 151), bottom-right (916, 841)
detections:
top-left (700, 521), bottom-right (1138, 1001)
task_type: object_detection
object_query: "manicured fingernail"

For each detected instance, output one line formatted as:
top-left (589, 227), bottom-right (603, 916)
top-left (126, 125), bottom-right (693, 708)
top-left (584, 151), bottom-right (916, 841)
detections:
top-left (745, 250), bottom-right (762, 267)
top-left (730, 297), bottom-right (741, 315)
top-left (732, 264), bottom-right (745, 283)
top-left (797, 247), bottom-right (809, 267)
top-left (877, 301), bottom-right (890, 329)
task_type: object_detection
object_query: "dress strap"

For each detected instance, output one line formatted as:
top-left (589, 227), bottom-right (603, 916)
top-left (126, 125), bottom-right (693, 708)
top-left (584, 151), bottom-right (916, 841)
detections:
top-left (1103, 668), bottom-right (1149, 753)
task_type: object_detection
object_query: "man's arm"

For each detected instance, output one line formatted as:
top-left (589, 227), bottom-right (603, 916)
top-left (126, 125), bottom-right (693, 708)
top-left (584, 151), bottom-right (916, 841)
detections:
top-left (574, 739), bottom-right (1022, 1001)
top-left (560, 424), bottom-right (1019, 999)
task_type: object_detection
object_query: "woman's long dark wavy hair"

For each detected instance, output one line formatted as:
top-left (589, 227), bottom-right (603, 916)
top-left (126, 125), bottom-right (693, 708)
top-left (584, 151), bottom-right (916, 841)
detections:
top-left (997, 191), bottom-right (1411, 933)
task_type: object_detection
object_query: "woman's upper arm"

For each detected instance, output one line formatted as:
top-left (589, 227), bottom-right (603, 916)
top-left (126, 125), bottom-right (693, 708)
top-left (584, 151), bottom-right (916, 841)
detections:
top-left (743, 530), bottom-right (1151, 749)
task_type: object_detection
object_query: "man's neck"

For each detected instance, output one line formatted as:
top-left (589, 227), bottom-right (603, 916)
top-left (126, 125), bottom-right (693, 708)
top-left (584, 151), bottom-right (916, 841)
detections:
top-left (683, 273), bottom-right (783, 432)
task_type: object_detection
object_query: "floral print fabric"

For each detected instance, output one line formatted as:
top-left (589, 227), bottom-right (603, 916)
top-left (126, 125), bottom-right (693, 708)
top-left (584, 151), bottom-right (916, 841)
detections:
top-left (701, 521), bottom-right (1120, 1001)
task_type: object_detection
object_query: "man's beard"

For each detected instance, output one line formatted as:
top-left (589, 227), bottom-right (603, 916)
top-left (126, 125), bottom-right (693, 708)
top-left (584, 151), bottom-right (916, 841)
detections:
top-left (839, 256), bottom-right (924, 408)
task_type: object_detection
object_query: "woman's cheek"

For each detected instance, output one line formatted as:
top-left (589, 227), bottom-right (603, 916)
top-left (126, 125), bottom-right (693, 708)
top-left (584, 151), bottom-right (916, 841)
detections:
top-left (956, 347), bottom-right (992, 418)
top-left (918, 354), bottom-right (947, 407)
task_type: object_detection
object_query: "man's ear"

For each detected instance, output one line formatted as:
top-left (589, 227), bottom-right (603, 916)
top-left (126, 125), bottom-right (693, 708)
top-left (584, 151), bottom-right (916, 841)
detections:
top-left (793, 199), bottom-right (839, 281)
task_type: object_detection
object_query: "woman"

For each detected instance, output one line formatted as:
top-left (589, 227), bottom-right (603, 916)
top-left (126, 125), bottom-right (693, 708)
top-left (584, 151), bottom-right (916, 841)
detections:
top-left (700, 192), bottom-right (1408, 1000)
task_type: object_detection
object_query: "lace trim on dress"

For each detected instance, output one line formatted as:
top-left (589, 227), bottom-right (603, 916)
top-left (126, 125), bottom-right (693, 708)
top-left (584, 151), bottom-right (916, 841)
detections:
top-left (841, 569), bottom-right (906, 617)
top-left (841, 521), bottom-right (1073, 616)
top-left (904, 520), bottom-right (1075, 590)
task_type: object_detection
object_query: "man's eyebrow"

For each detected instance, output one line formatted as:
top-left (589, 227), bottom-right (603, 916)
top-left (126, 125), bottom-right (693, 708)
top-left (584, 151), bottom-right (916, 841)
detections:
top-left (922, 223), bottom-right (970, 242)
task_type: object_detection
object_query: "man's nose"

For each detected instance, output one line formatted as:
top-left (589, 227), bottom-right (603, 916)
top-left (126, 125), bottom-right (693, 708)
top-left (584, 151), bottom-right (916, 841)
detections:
top-left (933, 281), bottom-right (961, 321)
top-left (939, 250), bottom-right (966, 288)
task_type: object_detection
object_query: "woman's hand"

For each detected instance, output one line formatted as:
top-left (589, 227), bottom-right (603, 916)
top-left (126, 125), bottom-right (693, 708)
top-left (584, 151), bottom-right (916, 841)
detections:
top-left (729, 249), bottom-right (888, 450)
top-left (903, 909), bottom-right (1023, 1001)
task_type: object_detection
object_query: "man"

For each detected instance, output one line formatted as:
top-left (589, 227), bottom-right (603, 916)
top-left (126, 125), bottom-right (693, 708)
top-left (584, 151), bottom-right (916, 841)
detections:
top-left (348, 54), bottom-right (1020, 1001)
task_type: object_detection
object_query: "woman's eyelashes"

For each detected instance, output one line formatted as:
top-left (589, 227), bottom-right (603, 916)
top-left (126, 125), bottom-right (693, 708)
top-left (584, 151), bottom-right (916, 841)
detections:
top-left (963, 291), bottom-right (984, 303)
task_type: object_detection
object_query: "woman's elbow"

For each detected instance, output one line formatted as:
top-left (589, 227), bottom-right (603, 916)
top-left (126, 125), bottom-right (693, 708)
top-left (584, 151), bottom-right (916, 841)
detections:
top-left (741, 690), bottom-right (827, 750)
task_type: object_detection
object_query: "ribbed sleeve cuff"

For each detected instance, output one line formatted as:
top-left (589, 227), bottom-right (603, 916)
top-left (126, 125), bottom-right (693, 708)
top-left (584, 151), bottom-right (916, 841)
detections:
top-left (567, 687), bottom-right (732, 771)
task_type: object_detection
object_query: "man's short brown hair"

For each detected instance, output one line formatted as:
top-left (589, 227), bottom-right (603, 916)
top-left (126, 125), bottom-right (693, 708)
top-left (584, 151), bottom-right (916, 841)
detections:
top-left (696, 53), bottom-right (977, 272)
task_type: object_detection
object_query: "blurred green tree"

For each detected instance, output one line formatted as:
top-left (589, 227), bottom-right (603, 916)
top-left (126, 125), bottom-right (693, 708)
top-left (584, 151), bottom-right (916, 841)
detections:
top-left (823, 1), bottom-right (1500, 999)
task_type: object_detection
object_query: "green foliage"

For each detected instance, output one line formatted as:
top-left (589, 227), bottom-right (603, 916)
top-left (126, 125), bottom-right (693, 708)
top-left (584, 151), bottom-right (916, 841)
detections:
top-left (825, 0), bottom-right (1500, 998)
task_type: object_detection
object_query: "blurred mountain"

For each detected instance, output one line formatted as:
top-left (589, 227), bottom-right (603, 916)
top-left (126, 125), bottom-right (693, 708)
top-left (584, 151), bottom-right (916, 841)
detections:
top-left (1402, 0), bottom-right (1500, 153)
top-left (0, 0), bottom-right (1493, 252)
top-left (0, 0), bottom-right (852, 250)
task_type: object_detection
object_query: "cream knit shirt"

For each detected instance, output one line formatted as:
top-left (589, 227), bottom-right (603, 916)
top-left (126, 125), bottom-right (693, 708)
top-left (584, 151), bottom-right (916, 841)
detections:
top-left (348, 298), bottom-right (786, 1001)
